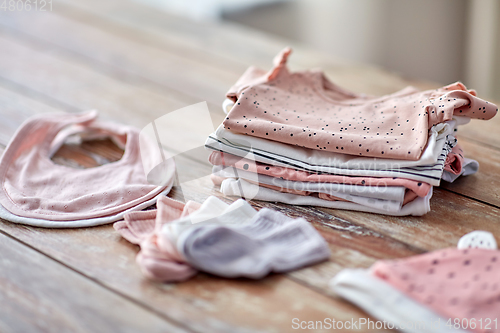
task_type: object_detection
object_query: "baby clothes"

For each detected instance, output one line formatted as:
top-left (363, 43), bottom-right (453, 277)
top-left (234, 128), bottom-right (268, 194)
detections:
top-left (178, 208), bottom-right (331, 279)
top-left (160, 196), bottom-right (257, 246)
top-left (113, 197), bottom-right (202, 245)
top-left (115, 196), bottom-right (330, 282)
top-left (213, 165), bottom-right (407, 212)
top-left (369, 248), bottom-right (500, 327)
top-left (444, 144), bottom-right (465, 175)
top-left (212, 165), bottom-right (407, 201)
top-left (205, 48), bottom-right (494, 215)
top-left (136, 233), bottom-right (198, 282)
top-left (0, 111), bottom-right (175, 227)
top-left (441, 144), bottom-right (480, 182)
top-left (114, 195), bottom-right (201, 282)
top-left (331, 269), bottom-right (466, 333)
top-left (209, 151), bottom-right (432, 197)
top-left (221, 178), bottom-right (433, 216)
top-left (331, 231), bottom-right (500, 333)
top-left (206, 122), bottom-right (457, 186)
top-left (442, 158), bottom-right (479, 183)
top-left (223, 47), bottom-right (497, 160)
top-left (113, 210), bottom-right (158, 245)
top-left (0, 188), bottom-right (170, 228)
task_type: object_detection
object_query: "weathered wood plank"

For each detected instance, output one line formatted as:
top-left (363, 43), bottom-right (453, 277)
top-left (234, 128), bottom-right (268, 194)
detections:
top-left (51, 138), bottom-right (124, 168)
top-left (458, 116), bottom-right (500, 151)
top-left (0, 3), bottom-right (430, 102)
top-left (0, 32), bottom-right (224, 162)
top-left (0, 230), bottom-right (187, 333)
top-left (316, 187), bottom-right (500, 252)
top-left (0, 86), bottom-right (59, 144)
top-left (0, 9), bottom-right (238, 106)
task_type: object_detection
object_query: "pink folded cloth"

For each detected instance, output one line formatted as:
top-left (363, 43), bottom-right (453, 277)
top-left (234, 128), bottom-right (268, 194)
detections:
top-left (0, 111), bottom-right (171, 222)
top-left (444, 144), bottom-right (464, 175)
top-left (223, 47), bottom-right (497, 160)
top-left (371, 248), bottom-right (500, 332)
top-left (114, 196), bottom-right (201, 282)
top-left (136, 234), bottom-right (196, 282)
top-left (209, 151), bottom-right (432, 198)
top-left (113, 210), bottom-right (157, 244)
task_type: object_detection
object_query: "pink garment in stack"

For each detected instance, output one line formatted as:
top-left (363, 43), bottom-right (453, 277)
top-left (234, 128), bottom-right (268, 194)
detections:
top-left (444, 144), bottom-right (464, 175)
top-left (223, 48), bottom-right (497, 160)
top-left (209, 151), bottom-right (432, 198)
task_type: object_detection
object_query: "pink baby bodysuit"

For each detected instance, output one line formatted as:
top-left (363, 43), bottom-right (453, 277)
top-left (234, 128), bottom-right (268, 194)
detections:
top-left (371, 248), bottom-right (500, 332)
top-left (209, 151), bottom-right (431, 198)
top-left (223, 48), bottom-right (497, 160)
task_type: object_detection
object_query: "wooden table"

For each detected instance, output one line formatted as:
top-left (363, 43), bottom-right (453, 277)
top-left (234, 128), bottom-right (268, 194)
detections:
top-left (1, 1), bottom-right (499, 332)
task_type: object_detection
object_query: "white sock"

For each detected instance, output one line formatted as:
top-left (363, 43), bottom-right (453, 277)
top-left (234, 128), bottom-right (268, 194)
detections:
top-left (178, 208), bottom-right (330, 279)
top-left (161, 196), bottom-right (257, 245)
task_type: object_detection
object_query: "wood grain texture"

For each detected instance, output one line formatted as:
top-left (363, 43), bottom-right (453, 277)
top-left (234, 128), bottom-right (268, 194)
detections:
top-left (0, 230), bottom-right (186, 333)
top-left (54, 0), bottom-right (432, 95)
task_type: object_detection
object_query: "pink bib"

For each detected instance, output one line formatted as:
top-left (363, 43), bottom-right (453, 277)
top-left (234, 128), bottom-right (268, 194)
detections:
top-left (0, 111), bottom-right (174, 221)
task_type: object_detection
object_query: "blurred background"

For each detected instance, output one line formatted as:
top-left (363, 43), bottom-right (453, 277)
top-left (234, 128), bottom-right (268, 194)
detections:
top-left (135, 0), bottom-right (500, 101)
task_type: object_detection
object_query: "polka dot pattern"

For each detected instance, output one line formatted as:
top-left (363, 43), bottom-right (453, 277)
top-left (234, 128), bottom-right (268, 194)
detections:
top-left (223, 48), bottom-right (498, 161)
top-left (371, 248), bottom-right (500, 326)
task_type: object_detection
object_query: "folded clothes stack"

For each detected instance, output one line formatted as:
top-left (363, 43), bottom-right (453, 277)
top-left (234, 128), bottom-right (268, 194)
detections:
top-left (205, 48), bottom-right (498, 216)
top-left (114, 195), bottom-right (330, 282)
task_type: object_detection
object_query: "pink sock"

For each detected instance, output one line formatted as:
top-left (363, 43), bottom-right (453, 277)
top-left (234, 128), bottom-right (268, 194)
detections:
top-left (137, 234), bottom-right (197, 282)
top-left (113, 209), bottom-right (157, 244)
top-left (114, 195), bottom-right (202, 282)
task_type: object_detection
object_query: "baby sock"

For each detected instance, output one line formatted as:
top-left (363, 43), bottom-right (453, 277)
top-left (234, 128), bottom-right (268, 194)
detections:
top-left (136, 234), bottom-right (197, 282)
top-left (133, 197), bottom-right (200, 282)
top-left (113, 209), bottom-right (157, 244)
top-left (159, 196), bottom-right (257, 248)
top-left (178, 208), bottom-right (330, 279)
top-left (114, 195), bottom-right (191, 244)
